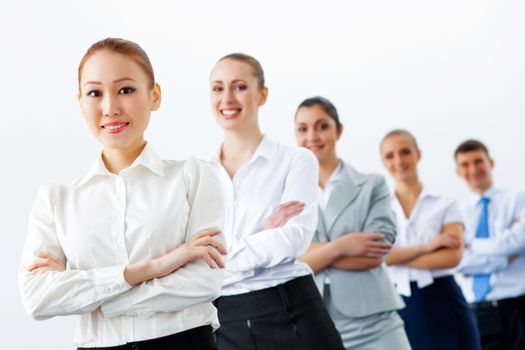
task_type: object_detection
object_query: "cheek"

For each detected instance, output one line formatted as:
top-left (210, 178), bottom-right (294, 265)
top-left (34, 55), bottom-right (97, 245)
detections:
top-left (295, 132), bottom-right (307, 146)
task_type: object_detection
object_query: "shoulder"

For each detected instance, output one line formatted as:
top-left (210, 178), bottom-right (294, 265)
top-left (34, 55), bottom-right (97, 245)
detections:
top-left (274, 143), bottom-right (318, 169)
top-left (497, 187), bottom-right (525, 209)
top-left (344, 163), bottom-right (387, 188)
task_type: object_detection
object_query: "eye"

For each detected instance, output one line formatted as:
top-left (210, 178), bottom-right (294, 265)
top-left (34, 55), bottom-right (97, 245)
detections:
top-left (318, 122), bottom-right (330, 131)
top-left (400, 148), bottom-right (411, 156)
top-left (87, 90), bottom-right (101, 97)
top-left (119, 86), bottom-right (136, 95)
top-left (234, 84), bottom-right (247, 91)
top-left (212, 85), bottom-right (223, 92)
top-left (384, 153), bottom-right (394, 160)
top-left (297, 126), bottom-right (307, 133)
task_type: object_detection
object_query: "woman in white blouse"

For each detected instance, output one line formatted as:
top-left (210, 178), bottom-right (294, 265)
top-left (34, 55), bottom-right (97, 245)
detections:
top-left (380, 129), bottom-right (481, 350)
top-left (18, 38), bottom-right (226, 349)
top-left (208, 54), bottom-right (345, 349)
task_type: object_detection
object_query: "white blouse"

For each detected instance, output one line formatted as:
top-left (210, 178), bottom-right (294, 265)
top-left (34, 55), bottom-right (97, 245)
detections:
top-left (210, 136), bottom-right (319, 296)
top-left (18, 144), bottom-right (225, 348)
top-left (389, 189), bottom-right (463, 297)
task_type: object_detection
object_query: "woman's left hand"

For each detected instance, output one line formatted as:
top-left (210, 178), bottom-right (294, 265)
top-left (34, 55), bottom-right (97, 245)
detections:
top-left (27, 252), bottom-right (66, 274)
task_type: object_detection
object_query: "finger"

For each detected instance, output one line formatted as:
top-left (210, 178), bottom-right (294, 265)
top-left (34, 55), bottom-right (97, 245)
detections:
top-left (368, 241), bottom-right (392, 249)
top-left (37, 251), bottom-right (50, 258)
top-left (192, 229), bottom-right (221, 240)
top-left (365, 233), bottom-right (386, 240)
top-left (28, 258), bottom-right (50, 270)
top-left (202, 251), bottom-right (217, 269)
top-left (194, 237), bottom-right (227, 255)
top-left (208, 248), bottom-right (225, 268)
top-left (277, 201), bottom-right (302, 210)
top-left (284, 206), bottom-right (304, 218)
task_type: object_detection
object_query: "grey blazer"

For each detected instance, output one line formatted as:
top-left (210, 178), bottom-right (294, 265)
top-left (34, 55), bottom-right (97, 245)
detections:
top-left (315, 162), bottom-right (404, 317)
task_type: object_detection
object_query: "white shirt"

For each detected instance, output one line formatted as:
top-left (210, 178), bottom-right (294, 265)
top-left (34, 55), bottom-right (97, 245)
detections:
top-left (18, 144), bottom-right (225, 348)
top-left (318, 160), bottom-right (343, 284)
top-left (389, 189), bottom-right (463, 297)
top-left (210, 136), bottom-right (319, 296)
top-left (457, 186), bottom-right (525, 302)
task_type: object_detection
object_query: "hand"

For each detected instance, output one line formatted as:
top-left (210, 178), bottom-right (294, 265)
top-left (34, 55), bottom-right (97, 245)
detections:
top-left (335, 233), bottom-right (392, 258)
top-left (424, 233), bottom-right (460, 253)
top-left (153, 228), bottom-right (227, 278)
top-left (27, 251), bottom-right (66, 275)
top-left (264, 201), bottom-right (305, 229)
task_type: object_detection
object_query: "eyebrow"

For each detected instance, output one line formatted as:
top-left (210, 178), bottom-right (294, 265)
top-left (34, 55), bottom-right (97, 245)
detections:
top-left (83, 77), bottom-right (137, 87)
top-left (211, 79), bottom-right (247, 84)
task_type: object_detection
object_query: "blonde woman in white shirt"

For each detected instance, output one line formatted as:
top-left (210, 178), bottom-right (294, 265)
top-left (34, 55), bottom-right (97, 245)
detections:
top-left (208, 54), bottom-right (347, 349)
top-left (380, 129), bottom-right (481, 350)
top-left (19, 38), bottom-right (226, 350)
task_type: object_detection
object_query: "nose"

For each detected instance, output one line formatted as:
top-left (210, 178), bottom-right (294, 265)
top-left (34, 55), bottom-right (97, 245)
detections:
top-left (102, 95), bottom-right (121, 117)
top-left (306, 128), bottom-right (319, 142)
top-left (221, 88), bottom-right (235, 104)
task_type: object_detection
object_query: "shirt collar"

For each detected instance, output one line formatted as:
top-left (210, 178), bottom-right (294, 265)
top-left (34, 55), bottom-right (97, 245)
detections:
top-left (76, 142), bottom-right (164, 188)
top-left (210, 135), bottom-right (276, 164)
top-left (467, 185), bottom-right (497, 207)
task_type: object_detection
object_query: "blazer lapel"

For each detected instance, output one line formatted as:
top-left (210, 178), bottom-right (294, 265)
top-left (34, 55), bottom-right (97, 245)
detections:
top-left (324, 163), bottom-right (365, 234)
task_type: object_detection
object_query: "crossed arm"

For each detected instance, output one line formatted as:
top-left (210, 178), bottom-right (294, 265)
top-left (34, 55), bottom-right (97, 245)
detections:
top-left (385, 222), bottom-right (464, 269)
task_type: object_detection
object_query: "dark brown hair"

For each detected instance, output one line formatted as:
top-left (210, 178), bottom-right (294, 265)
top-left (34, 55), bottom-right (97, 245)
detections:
top-left (296, 96), bottom-right (342, 131)
top-left (78, 38), bottom-right (155, 90)
top-left (454, 139), bottom-right (490, 159)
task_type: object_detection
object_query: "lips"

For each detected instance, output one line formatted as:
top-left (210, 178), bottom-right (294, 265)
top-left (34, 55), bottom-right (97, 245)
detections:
top-left (220, 108), bottom-right (241, 120)
top-left (101, 121), bottom-right (130, 134)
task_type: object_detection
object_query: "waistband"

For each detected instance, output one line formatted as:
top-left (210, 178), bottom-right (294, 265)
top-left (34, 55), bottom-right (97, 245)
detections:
top-left (471, 293), bottom-right (525, 310)
top-left (77, 325), bottom-right (213, 350)
top-left (214, 275), bottom-right (320, 322)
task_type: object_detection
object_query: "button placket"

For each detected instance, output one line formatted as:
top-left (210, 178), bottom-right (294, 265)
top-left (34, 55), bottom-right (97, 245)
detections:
top-left (115, 176), bottom-right (129, 263)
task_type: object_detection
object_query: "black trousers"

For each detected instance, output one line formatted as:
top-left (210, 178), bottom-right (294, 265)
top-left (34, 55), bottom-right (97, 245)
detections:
top-left (77, 325), bottom-right (217, 350)
top-left (471, 294), bottom-right (525, 350)
top-left (214, 275), bottom-right (344, 350)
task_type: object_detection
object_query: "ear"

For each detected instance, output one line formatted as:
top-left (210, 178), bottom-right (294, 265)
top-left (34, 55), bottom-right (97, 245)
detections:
top-left (416, 148), bottom-right (422, 161)
top-left (337, 123), bottom-right (344, 140)
top-left (150, 83), bottom-right (162, 111)
top-left (258, 87), bottom-right (268, 106)
top-left (489, 158), bottom-right (495, 170)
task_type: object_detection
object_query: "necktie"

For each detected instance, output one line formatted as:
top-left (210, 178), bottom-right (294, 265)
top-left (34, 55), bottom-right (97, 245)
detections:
top-left (473, 197), bottom-right (490, 302)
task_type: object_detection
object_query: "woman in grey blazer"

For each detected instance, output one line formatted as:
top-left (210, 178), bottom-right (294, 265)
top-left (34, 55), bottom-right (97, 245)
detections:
top-left (293, 96), bottom-right (411, 350)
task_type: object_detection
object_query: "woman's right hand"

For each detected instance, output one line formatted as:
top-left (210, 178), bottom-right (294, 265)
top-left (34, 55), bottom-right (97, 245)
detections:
top-left (153, 228), bottom-right (227, 278)
top-left (335, 233), bottom-right (392, 258)
top-left (424, 233), bottom-right (461, 253)
top-left (264, 201), bottom-right (305, 229)
top-left (124, 228), bottom-right (227, 285)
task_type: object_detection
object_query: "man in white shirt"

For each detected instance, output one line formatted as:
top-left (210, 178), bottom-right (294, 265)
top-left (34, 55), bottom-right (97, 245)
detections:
top-left (455, 139), bottom-right (525, 350)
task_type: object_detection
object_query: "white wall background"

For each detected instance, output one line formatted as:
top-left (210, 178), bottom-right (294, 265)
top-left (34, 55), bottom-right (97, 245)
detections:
top-left (1, 0), bottom-right (524, 348)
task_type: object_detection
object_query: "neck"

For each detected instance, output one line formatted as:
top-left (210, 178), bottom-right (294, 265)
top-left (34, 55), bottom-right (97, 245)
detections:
top-left (395, 177), bottom-right (423, 200)
top-left (319, 153), bottom-right (340, 188)
top-left (102, 141), bottom-right (146, 174)
top-left (222, 126), bottom-right (264, 164)
top-left (472, 180), bottom-right (493, 195)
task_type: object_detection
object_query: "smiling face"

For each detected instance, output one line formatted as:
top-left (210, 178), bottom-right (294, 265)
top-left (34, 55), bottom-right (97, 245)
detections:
top-left (294, 104), bottom-right (342, 163)
top-left (455, 150), bottom-right (494, 193)
top-left (209, 58), bottom-right (267, 133)
top-left (380, 134), bottom-right (421, 183)
top-left (79, 50), bottom-right (160, 152)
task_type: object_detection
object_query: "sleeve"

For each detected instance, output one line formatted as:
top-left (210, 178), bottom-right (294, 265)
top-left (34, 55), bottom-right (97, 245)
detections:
top-left (101, 159), bottom-right (225, 318)
top-left (443, 200), bottom-right (464, 225)
top-left (469, 191), bottom-right (525, 256)
top-left (18, 186), bottom-right (131, 320)
top-left (457, 250), bottom-right (509, 275)
top-left (227, 149), bottom-right (319, 273)
top-left (362, 175), bottom-right (396, 244)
